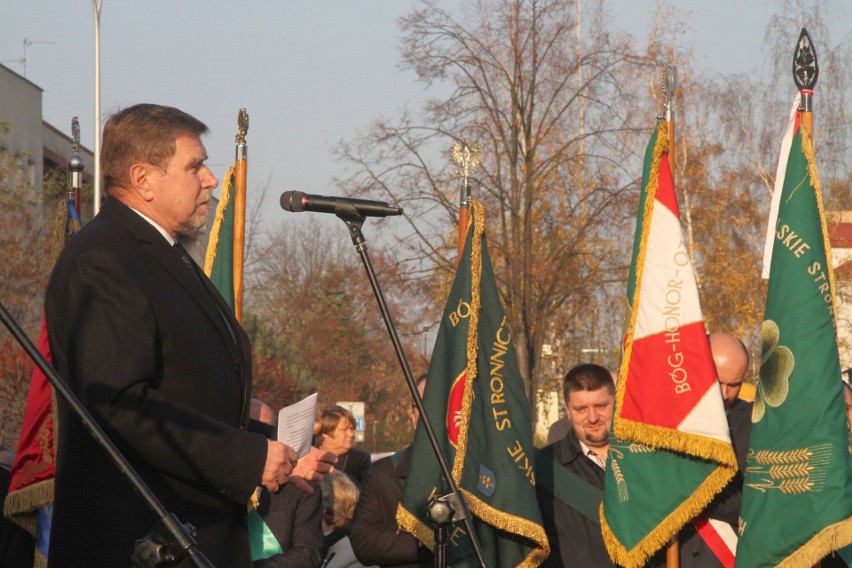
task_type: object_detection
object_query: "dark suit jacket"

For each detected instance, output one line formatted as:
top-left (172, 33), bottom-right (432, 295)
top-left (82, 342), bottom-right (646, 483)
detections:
top-left (0, 467), bottom-right (35, 568)
top-left (536, 430), bottom-right (615, 568)
top-left (44, 198), bottom-right (268, 567)
top-left (254, 484), bottom-right (323, 568)
top-left (350, 447), bottom-right (430, 567)
top-left (337, 448), bottom-right (372, 488)
top-left (679, 400), bottom-right (753, 567)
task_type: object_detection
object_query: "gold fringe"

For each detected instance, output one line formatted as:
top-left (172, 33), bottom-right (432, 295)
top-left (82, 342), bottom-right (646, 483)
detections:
top-left (2, 479), bottom-right (53, 535)
top-left (204, 167), bottom-right (234, 277)
top-left (5, 390), bottom-right (61, 537)
top-left (451, 201), bottom-right (484, 483)
top-left (248, 487), bottom-right (260, 510)
top-left (800, 123), bottom-right (838, 327)
top-left (616, 418), bottom-right (737, 468)
top-left (463, 488), bottom-right (550, 567)
top-left (396, 501), bottom-right (435, 549)
top-left (602, 463), bottom-right (735, 567)
top-left (34, 550), bottom-right (47, 568)
top-left (778, 517), bottom-right (852, 567)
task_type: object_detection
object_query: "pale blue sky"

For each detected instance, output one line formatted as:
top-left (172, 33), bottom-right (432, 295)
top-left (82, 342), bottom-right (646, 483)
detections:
top-left (2, 1), bottom-right (848, 231)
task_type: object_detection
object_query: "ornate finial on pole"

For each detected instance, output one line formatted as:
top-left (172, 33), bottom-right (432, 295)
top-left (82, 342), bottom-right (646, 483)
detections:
top-left (662, 65), bottom-right (677, 179)
top-left (71, 116), bottom-right (80, 156)
top-left (793, 28), bottom-right (819, 139)
top-left (662, 65), bottom-right (676, 123)
top-left (793, 28), bottom-right (818, 113)
top-left (235, 108), bottom-right (249, 147)
top-left (68, 117), bottom-right (84, 210)
top-left (451, 137), bottom-right (481, 262)
top-left (451, 138), bottom-right (481, 209)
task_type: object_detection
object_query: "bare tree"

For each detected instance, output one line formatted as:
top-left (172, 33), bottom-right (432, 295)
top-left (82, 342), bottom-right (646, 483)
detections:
top-left (674, 0), bottom-right (851, 356)
top-left (244, 221), bottom-right (428, 451)
top-left (336, 0), bottom-right (658, 416)
top-left (0, 123), bottom-right (57, 446)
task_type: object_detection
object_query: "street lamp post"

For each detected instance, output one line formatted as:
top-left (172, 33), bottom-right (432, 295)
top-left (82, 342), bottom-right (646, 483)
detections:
top-left (92, 0), bottom-right (104, 214)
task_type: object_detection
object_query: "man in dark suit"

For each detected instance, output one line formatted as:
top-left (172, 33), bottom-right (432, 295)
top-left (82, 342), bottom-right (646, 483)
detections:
top-left (0, 446), bottom-right (34, 568)
top-left (680, 333), bottom-right (752, 567)
top-left (350, 374), bottom-right (431, 568)
top-left (44, 104), bottom-right (300, 567)
top-left (535, 363), bottom-right (619, 567)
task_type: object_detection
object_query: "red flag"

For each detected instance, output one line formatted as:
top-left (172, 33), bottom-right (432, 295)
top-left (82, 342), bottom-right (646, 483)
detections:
top-left (5, 317), bottom-right (56, 561)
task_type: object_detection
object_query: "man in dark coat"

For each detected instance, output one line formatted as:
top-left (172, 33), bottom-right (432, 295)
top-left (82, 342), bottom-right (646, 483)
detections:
top-left (536, 364), bottom-right (617, 567)
top-left (350, 375), bottom-right (430, 567)
top-left (680, 333), bottom-right (753, 567)
top-left (0, 446), bottom-right (34, 568)
top-left (44, 104), bottom-right (299, 567)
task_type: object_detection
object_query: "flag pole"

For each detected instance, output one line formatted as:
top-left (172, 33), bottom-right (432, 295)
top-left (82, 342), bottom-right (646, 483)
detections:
top-left (663, 64), bottom-right (681, 568)
top-left (451, 138), bottom-right (480, 263)
top-left (233, 109), bottom-right (248, 322)
top-left (793, 28), bottom-right (818, 145)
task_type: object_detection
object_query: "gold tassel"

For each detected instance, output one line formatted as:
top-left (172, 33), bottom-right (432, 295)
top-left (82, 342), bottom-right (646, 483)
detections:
top-left (204, 167), bottom-right (234, 277)
top-left (247, 486), bottom-right (260, 511)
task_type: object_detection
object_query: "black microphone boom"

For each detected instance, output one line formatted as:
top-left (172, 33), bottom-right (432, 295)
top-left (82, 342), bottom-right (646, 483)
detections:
top-left (280, 191), bottom-right (403, 218)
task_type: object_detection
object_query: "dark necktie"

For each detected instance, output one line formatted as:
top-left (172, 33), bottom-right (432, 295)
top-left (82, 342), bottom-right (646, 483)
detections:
top-left (174, 241), bottom-right (203, 282)
top-left (173, 241), bottom-right (237, 344)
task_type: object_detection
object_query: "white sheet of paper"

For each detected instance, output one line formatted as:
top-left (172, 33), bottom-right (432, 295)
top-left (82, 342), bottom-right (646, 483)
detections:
top-left (277, 392), bottom-right (318, 458)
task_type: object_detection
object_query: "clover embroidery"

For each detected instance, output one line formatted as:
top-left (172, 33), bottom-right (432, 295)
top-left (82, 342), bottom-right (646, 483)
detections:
top-left (753, 320), bottom-right (793, 423)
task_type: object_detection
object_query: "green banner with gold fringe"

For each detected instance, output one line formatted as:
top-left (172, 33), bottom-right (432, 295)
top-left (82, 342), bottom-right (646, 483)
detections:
top-left (737, 119), bottom-right (852, 567)
top-left (397, 201), bottom-right (548, 567)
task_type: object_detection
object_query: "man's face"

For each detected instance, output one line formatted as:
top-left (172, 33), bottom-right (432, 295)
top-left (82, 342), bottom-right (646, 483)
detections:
top-left (148, 134), bottom-right (217, 236)
top-left (718, 369), bottom-right (744, 408)
top-left (321, 418), bottom-right (355, 455)
top-left (566, 387), bottom-right (614, 449)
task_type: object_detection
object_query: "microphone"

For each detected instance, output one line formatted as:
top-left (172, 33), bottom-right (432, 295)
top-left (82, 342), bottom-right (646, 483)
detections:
top-left (280, 191), bottom-right (403, 218)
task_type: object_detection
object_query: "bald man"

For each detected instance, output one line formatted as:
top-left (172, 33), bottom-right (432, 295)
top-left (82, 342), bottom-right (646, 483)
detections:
top-left (680, 333), bottom-right (752, 566)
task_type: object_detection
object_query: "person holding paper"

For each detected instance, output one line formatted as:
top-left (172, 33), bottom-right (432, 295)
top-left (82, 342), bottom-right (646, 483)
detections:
top-left (43, 104), bottom-right (299, 568)
top-left (253, 397), bottom-right (338, 494)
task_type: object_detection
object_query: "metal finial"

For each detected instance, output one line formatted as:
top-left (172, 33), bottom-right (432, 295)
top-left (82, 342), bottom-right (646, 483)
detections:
top-left (793, 28), bottom-right (819, 91)
top-left (663, 65), bottom-right (677, 121)
top-left (69, 117), bottom-right (84, 175)
top-left (451, 138), bottom-right (481, 210)
top-left (235, 108), bottom-right (249, 145)
top-left (451, 138), bottom-right (481, 179)
top-left (71, 116), bottom-right (80, 155)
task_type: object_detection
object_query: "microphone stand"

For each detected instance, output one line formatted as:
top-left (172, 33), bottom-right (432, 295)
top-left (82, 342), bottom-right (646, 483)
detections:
top-left (333, 205), bottom-right (488, 568)
top-left (0, 302), bottom-right (214, 568)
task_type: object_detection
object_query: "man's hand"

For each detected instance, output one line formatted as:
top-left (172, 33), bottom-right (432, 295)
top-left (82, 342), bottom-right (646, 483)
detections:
top-left (288, 447), bottom-right (338, 494)
top-left (294, 447), bottom-right (337, 480)
top-left (261, 440), bottom-right (298, 493)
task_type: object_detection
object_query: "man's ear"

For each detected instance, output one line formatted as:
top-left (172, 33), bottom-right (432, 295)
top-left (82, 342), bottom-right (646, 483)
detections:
top-left (128, 163), bottom-right (156, 202)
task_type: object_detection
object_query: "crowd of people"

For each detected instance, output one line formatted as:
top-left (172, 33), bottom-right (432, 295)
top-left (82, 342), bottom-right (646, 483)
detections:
top-left (1, 103), bottom-right (851, 567)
